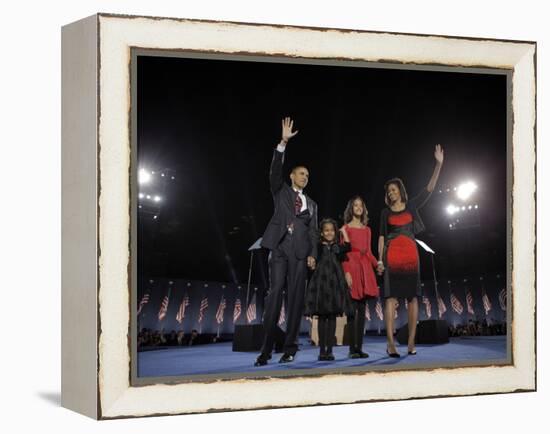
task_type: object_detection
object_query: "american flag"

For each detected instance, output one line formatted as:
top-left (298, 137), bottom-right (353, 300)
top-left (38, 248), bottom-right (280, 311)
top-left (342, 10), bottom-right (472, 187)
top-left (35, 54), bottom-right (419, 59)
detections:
top-left (233, 298), bottom-right (242, 323)
top-left (422, 296), bottom-right (432, 318)
top-left (466, 289), bottom-right (475, 315)
top-left (404, 298), bottom-right (409, 310)
top-left (175, 294), bottom-right (190, 324)
top-left (278, 299), bottom-right (286, 326)
top-left (198, 296), bottom-right (209, 323)
top-left (246, 293), bottom-right (257, 323)
top-left (158, 292), bottom-right (170, 321)
top-left (375, 299), bottom-right (384, 320)
top-left (437, 295), bottom-right (447, 318)
top-left (215, 295), bottom-right (227, 324)
top-left (482, 289), bottom-right (492, 315)
top-left (450, 292), bottom-right (464, 315)
top-left (365, 302), bottom-right (371, 321)
top-left (137, 293), bottom-right (150, 315)
top-left (498, 288), bottom-right (507, 311)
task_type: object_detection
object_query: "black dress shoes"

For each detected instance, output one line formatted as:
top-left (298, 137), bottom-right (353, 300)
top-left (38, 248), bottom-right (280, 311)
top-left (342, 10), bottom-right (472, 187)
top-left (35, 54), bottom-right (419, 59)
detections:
top-left (254, 354), bottom-right (271, 366)
top-left (279, 353), bottom-right (295, 363)
top-left (356, 350), bottom-right (369, 359)
top-left (348, 352), bottom-right (361, 359)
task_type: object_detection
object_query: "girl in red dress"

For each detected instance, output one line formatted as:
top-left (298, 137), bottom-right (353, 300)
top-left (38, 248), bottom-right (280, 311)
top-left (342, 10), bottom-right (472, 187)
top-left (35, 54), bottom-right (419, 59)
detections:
top-left (341, 196), bottom-right (379, 358)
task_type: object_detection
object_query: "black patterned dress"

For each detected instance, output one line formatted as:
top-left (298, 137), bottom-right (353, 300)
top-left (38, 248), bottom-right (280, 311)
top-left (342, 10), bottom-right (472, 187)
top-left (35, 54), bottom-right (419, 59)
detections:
top-left (304, 242), bottom-right (353, 316)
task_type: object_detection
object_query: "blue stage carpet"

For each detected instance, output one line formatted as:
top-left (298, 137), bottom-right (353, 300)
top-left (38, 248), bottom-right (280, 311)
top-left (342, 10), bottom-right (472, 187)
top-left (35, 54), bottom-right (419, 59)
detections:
top-left (137, 335), bottom-right (507, 378)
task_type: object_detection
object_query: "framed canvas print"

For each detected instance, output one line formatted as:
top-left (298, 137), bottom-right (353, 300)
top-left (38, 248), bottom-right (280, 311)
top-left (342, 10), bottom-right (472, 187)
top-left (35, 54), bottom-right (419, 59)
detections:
top-left (61, 13), bottom-right (536, 419)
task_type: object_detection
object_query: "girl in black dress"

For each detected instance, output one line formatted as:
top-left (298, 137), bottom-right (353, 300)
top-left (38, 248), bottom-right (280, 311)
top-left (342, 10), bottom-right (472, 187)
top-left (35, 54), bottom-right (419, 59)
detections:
top-left (304, 218), bottom-right (352, 361)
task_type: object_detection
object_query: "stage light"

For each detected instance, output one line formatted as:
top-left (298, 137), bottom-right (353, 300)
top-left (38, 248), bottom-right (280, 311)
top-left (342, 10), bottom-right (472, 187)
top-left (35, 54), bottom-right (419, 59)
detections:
top-left (446, 204), bottom-right (458, 215)
top-left (154, 195), bottom-right (161, 202)
top-left (475, 205), bottom-right (478, 209)
top-left (161, 173), bottom-right (165, 177)
top-left (146, 195), bottom-right (151, 199)
top-left (457, 181), bottom-right (477, 200)
top-left (153, 215), bottom-right (157, 219)
top-left (468, 205), bottom-right (472, 209)
top-left (139, 193), bottom-right (144, 199)
top-left (462, 206), bottom-right (466, 211)
top-left (171, 176), bottom-right (175, 180)
top-left (139, 169), bottom-right (151, 184)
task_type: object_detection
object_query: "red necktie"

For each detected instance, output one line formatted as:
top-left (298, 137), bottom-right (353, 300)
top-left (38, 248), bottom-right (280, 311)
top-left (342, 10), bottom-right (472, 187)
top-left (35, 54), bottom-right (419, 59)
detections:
top-left (295, 192), bottom-right (303, 215)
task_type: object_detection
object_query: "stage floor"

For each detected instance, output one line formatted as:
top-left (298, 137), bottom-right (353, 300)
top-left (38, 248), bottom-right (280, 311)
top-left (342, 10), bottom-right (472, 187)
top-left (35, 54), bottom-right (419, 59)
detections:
top-left (137, 335), bottom-right (507, 379)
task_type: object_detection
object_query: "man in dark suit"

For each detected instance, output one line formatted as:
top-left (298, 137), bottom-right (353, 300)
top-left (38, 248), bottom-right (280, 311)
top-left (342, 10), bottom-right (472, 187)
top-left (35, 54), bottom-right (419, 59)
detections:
top-left (255, 117), bottom-right (318, 366)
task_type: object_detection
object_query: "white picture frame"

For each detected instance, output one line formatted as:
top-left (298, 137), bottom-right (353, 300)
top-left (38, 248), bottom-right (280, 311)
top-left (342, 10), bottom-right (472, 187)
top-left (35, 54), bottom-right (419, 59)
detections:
top-left (61, 13), bottom-right (536, 419)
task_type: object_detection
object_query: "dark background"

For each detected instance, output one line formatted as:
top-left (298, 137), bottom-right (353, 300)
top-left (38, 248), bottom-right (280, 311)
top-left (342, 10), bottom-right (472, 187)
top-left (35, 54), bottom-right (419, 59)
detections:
top-left (137, 55), bottom-right (507, 288)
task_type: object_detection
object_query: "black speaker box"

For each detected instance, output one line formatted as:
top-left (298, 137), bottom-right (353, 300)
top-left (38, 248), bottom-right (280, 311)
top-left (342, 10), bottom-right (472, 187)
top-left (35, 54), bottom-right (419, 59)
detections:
top-left (232, 324), bottom-right (264, 352)
top-left (396, 320), bottom-right (449, 345)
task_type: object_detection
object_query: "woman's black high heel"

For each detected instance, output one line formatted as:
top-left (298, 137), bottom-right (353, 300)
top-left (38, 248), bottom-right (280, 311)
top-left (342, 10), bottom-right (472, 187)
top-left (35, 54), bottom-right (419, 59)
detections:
top-left (386, 348), bottom-right (401, 358)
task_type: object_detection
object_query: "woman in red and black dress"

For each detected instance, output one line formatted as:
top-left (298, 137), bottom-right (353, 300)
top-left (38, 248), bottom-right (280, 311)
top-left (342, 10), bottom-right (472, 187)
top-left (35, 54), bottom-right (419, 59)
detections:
top-left (341, 196), bottom-right (379, 358)
top-left (378, 144), bottom-right (444, 357)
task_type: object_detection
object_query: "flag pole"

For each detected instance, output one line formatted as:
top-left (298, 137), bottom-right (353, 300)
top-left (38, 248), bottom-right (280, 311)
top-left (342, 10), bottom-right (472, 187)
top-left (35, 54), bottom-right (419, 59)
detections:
top-left (430, 254), bottom-right (440, 302)
top-left (246, 250), bottom-right (253, 309)
top-left (463, 283), bottom-right (469, 320)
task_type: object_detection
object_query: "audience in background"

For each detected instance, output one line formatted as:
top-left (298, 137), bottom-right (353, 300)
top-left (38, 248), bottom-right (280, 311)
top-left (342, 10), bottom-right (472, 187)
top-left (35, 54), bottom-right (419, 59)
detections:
top-left (137, 319), bottom-right (507, 351)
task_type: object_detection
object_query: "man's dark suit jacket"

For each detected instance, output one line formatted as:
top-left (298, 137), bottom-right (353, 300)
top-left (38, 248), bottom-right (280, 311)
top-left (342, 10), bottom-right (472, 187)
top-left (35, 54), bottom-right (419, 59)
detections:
top-left (260, 150), bottom-right (318, 259)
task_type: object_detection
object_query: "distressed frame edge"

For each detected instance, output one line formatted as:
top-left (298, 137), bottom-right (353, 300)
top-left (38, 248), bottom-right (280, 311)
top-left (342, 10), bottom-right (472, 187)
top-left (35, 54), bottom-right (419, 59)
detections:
top-left (61, 13), bottom-right (101, 420)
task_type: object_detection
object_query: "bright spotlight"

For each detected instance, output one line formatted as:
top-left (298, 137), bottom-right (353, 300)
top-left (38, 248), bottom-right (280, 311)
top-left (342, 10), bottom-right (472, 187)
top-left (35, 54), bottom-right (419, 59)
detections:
top-left (457, 181), bottom-right (477, 200)
top-left (138, 193), bottom-right (144, 199)
top-left (146, 195), bottom-right (151, 199)
top-left (475, 205), bottom-right (478, 209)
top-left (139, 169), bottom-right (151, 185)
top-left (154, 196), bottom-right (161, 202)
top-left (446, 204), bottom-right (458, 215)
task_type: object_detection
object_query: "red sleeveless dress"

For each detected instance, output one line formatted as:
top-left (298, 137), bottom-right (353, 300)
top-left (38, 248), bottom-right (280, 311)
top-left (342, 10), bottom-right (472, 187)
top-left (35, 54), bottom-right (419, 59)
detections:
top-left (341, 225), bottom-right (380, 300)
